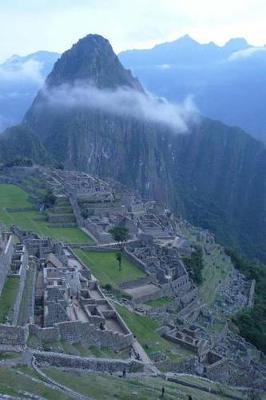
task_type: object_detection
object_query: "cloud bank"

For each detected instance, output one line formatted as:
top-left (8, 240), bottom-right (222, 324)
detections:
top-left (228, 46), bottom-right (266, 61)
top-left (43, 82), bottom-right (198, 133)
top-left (0, 59), bottom-right (44, 84)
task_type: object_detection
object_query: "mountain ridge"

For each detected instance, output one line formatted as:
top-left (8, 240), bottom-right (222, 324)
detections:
top-left (2, 34), bottom-right (266, 263)
top-left (119, 35), bottom-right (266, 141)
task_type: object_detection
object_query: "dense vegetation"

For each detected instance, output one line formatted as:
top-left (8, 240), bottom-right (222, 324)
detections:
top-left (226, 249), bottom-right (266, 353)
top-left (3, 158), bottom-right (33, 168)
top-left (183, 247), bottom-right (204, 285)
top-left (42, 189), bottom-right (56, 208)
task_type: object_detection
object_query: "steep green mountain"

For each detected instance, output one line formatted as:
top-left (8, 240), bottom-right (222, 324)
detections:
top-left (0, 125), bottom-right (51, 165)
top-left (11, 34), bottom-right (266, 262)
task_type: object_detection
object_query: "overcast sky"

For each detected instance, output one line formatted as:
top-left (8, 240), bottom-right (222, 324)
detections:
top-left (1, 0), bottom-right (266, 61)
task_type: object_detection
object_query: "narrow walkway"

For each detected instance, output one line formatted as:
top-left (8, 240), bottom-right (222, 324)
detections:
top-left (81, 227), bottom-right (98, 244)
top-left (132, 340), bottom-right (160, 375)
top-left (31, 355), bottom-right (91, 400)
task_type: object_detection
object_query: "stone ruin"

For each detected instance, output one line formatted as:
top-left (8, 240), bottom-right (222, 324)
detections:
top-left (124, 238), bottom-right (195, 306)
top-left (0, 226), bottom-right (133, 353)
top-left (0, 167), bottom-right (265, 391)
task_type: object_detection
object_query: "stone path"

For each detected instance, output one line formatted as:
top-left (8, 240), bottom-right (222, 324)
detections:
top-left (81, 227), bottom-right (98, 245)
top-left (132, 339), bottom-right (159, 375)
top-left (31, 355), bottom-right (91, 400)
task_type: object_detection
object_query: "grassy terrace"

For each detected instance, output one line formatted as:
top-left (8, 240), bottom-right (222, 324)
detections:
top-left (0, 365), bottom-right (259, 400)
top-left (44, 367), bottom-right (250, 400)
top-left (198, 246), bottom-right (232, 306)
top-left (75, 250), bottom-right (145, 287)
top-left (0, 184), bottom-right (92, 244)
top-left (145, 297), bottom-right (172, 308)
top-left (115, 304), bottom-right (193, 364)
top-left (27, 334), bottom-right (129, 359)
top-left (0, 276), bottom-right (19, 323)
top-left (0, 367), bottom-right (68, 399)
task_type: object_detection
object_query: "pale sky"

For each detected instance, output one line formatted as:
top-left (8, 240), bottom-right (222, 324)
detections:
top-left (1, 0), bottom-right (266, 61)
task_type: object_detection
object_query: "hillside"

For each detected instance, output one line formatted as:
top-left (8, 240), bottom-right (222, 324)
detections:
top-left (1, 33), bottom-right (266, 264)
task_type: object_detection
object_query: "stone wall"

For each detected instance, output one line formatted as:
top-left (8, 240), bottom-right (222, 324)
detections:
top-left (48, 214), bottom-right (76, 223)
top-left (0, 234), bottom-right (14, 296)
top-left (157, 357), bottom-right (196, 374)
top-left (120, 276), bottom-right (154, 290)
top-left (29, 324), bottom-right (60, 343)
top-left (33, 350), bottom-right (144, 373)
top-left (123, 247), bottom-right (148, 274)
top-left (29, 320), bottom-right (133, 352)
top-left (10, 247), bottom-right (28, 325)
top-left (69, 194), bottom-right (84, 227)
top-left (163, 332), bottom-right (198, 353)
top-left (205, 358), bottom-right (231, 384)
top-left (0, 324), bottom-right (28, 346)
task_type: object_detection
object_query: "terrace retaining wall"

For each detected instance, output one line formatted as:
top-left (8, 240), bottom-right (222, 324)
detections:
top-left (29, 320), bottom-right (133, 351)
top-left (0, 234), bottom-right (14, 296)
top-left (33, 350), bottom-right (144, 373)
top-left (0, 324), bottom-right (28, 346)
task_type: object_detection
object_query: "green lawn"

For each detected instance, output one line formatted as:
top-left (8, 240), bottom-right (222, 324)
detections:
top-left (0, 184), bottom-right (93, 244)
top-left (75, 250), bottom-right (145, 287)
top-left (0, 276), bottom-right (19, 323)
top-left (115, 304), bottom-right (192, 364)
top-left (44, 367), bottom-right (245, 400)
top-left (0, 367), bottom-right (69, 400)
top-left (145, 297), bottom-right (172, 308)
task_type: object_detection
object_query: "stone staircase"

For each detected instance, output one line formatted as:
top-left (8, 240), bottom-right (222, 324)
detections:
top-left (47, 196), bottom-right (77, 227)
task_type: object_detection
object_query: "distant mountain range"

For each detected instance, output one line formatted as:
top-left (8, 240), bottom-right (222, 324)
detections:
top-left (2, 35), bottom-right (266, 142)
top-left (120, 35), bottom-right (266, 142)
top-left (0, 51), bottom-right (59, 132)
top-left (1, 34), bottom-right (266, 264)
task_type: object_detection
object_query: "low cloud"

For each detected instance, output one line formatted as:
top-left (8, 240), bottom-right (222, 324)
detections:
top-left (0, 59), bottom-right (44, 84)
top-left (228, 46), bottom-right (266, 61)
top-left (43, 82), bottom-right (199, 133)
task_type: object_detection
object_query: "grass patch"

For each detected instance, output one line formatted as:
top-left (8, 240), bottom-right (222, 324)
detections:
top-left (0, 352), bottom-right (19, 360)
top-left (198, 246), bottom-right (232, 306)
top-left (77, 345), bottom-right (130, 359)
top-left (0, 367), bottom-right (69, 399)
top-left (0, 276), bottom-right (19, 323)
top-left (44, 367), bottom-right (246, 400)
top-left (145, 297), bottom-right (172, 308)
top-left (75, 250), bottom-right (145, 287)
top-left (115, 304), bottom-right (192, 363)
top-left (0, 184), bottom-right (93, 244)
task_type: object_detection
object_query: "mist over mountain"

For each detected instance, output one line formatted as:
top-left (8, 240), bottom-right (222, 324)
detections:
top-left (120, 35), bottom-right (266, 142)
top-left (0, 51), bottom-right (59, 132)
top-left (2, 34), bottom-right (266, 263)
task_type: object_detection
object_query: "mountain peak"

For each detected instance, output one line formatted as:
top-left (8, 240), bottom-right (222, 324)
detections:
top-left (178, 34), bottom-right (198, 43)
top-left (46, 34), bottom-right (143, 90)
top-left (224, 38), bottom-right (250, 52)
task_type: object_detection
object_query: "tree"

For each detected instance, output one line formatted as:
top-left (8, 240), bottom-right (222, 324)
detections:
top-left (43, 189), bottom-right (56, 209)
top-left (109, 225), bottom-right (129, 271)
top-left (109, 226), bottom-right (129, 244)
top-left (116, 252), bottom-right (122, 271)
top-left (81, 208), bottom-right (89, 219)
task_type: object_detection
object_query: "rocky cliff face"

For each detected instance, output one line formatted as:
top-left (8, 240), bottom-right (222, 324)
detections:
top-left (18, 34), bottom-right (266, 262)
